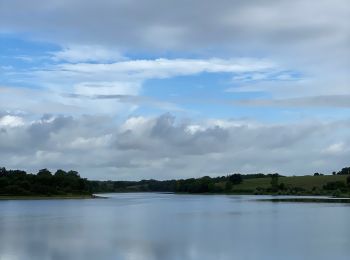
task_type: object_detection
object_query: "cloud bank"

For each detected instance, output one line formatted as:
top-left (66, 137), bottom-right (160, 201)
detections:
top-left (1, 113), bottom-right (349, 179)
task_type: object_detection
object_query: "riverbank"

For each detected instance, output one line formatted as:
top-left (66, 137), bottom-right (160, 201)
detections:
top-left (0, 194), bottom-right (106, 200)
top-left (260, 197), bottom-right (350, 203)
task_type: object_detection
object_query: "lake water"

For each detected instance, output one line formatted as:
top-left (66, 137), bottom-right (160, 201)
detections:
top-left (0, 193), bottom-right (350, 260)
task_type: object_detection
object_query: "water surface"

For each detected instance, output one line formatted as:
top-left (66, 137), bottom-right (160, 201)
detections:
top-left (0, 193), bottom-right (350, 260)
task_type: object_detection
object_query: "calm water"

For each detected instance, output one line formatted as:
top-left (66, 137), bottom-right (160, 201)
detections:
top-left (0, 193), bottom-right (350, 260)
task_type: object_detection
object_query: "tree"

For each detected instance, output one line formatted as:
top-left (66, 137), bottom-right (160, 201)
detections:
top-left (0, 167), bottom-right (6, 175)
top-left (37, 168), bottom-right (52, 177)
top-left (229, 174), bottom-right (242, 184)
top-left (67, 170), bottom-right (79, 177)
top-left (278, 183), bottom-right (286, 190)
top-left (270, 174), bottom-right (279, 192)
top-left (323, 181), bottom-right (346, 190)
top-left (54, 169), bottom-right (67, 176)
top-left (337, 167), bottom-right (350, 175)
top-left (0, 167), bottom-right (91, 196)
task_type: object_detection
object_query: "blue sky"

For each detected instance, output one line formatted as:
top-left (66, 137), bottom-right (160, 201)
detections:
top-left (0, 0), bottom-right (349, 179)
top-left (0, 34), bottom-right (328, 121)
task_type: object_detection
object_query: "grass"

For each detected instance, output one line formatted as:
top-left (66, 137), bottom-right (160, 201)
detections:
top-left (234, 175), bottom-right (348, 192)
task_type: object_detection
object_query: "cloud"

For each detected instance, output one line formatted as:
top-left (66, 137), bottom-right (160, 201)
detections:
top-left (1, 113), bottom-right (350, 179)
top-left (52, 45), bottom-right (124, 63)
top-left (236, 95), bottom-right (350, 108)
top-left (64, 93), bottom-right (184, 112)
top-left (0, 115), bottom-right (25, 127)
top-left (1, 57), bottom-right (276, 115)
top-left (0, 86), bottom-right (83, 114)
top-left (34, 57), bottom-right (275, 98)
top-left (48, 57), bottom-right (274, 79)
top-left (322, 142), bottom-right (347, 155)
top-left (1, 1), bottom-right (348, 95)
top-left (1, 0), bottom-right (348, 109)
top-left (1, 0), bottom-right (348, 55)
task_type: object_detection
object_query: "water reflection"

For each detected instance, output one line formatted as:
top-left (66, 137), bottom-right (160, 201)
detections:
top-left (0, 193), bottom-right (350, 260)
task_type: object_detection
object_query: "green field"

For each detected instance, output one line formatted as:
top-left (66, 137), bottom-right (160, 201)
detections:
top-left (233, 175), bottom-right (348, 192)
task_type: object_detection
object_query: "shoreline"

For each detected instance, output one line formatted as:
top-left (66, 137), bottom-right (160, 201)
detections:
top-left (1, 193), bottom-right (350, 203)
top-left (260, 197), bottom-right (350, 203)
top-left (0, 194), bottom-right (107, 200)
top-left (99, 192), bottom-right (350, 203)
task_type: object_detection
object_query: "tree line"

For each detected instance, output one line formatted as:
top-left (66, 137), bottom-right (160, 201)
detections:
top-left (0, 168), bottom-right (90, 196)
top-left (0, 168), bottom-right (277, 196)
top-left (1, 166), bottom-right (350, 196)
top-left (89, 173), bottom-right (283, 194)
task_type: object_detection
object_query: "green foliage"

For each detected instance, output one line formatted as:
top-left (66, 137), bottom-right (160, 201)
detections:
top-left (278, 183), bottom-right (286, 190)
top-left (229, 174), bottom-right (242, 184)
top-left (323, 181), bottom-right (346, 191)
top-left (337, 167), bottom-right (350, 175)
top-left (225, 181), bottom-right (233, 192)
top-left (89, 168), bottom-right (350, 196)
top-left (2, 165), bottom-right (350, 196)
top-left (270, 173), bottom-right (279, 192)
top-left (175, 177), bottom-right (211, 193)
top-left (0, 167), bottom-right (90, 196)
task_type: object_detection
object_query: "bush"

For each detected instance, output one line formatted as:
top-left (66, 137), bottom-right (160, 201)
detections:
top-left (323, 181), bottom-right (346, 191)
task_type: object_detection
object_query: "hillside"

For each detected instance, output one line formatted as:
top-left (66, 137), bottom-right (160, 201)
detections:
top-left (233, 175), bottom-right (348, 193)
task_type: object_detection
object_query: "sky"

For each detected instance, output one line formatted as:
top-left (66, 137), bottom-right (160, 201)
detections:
top-left (0, 0), bottom-right (349, 180)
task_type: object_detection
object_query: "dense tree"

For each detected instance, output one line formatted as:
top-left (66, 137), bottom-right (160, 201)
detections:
top-left (338, 167), bottom-right (350, 175)
top-left (0, 167), bottom-right (90, 196)
top-left (38, 168), bottom-right (52, 177)
top-left (229, 174), bottom-right (242, 184)
top-left (323, 181), bottom-right (346, 191)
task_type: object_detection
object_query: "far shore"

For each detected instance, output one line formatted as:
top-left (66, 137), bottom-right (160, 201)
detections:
top-left (0, 194), bottom-right (107, 200)
top-left (259, 197), bottom-right (350, 203)
top-left (2, 193), bottom-right (350, 203)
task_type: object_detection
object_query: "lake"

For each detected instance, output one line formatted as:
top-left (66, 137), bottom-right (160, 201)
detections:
top-left (1, 193), bottom-right (350, 260)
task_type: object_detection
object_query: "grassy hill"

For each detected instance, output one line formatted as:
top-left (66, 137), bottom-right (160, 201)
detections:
top-left (232, 174), bottom-right (348, 194)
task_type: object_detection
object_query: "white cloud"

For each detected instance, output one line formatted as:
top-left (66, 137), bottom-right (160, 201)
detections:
top-left (68, 135), bottom-right (113, 150)
top-left (0, 115), bottom-right (25, 127)
top-left (52, 45), bottom-right (124, 63)
top-left (52, 58), bottom-right (275, 80)
top-left (120, 116), bottom-right (154, 134)
top-left (38, 57), bottom-right (275, 97)
top-left (322, 142), bottom-right (347, 155)
top-left (73, 81), bottom-right (140, 96)
top-left (1, 57), bottom-right (277, 116)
